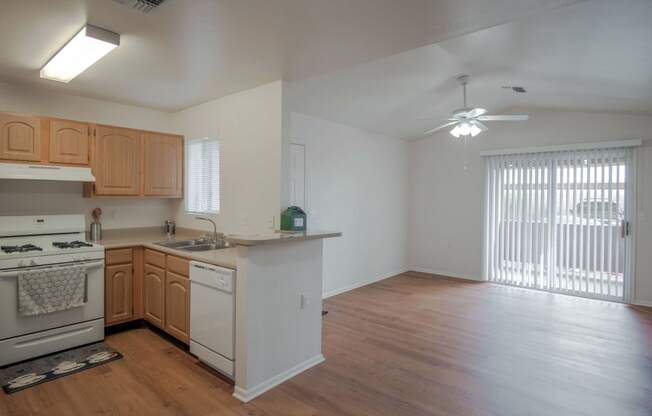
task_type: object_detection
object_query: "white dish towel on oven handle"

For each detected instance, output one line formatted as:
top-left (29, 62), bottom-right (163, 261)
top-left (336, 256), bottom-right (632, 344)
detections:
top-left (17, 264), bottom-right (87, 317)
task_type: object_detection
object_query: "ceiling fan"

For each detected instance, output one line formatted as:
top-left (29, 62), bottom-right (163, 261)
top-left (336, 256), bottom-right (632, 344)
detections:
top-left (424, 75), bottom-right (528, 137)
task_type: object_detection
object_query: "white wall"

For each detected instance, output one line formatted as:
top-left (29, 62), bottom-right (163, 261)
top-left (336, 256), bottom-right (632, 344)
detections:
top-left (408, 109), bottom-right (652, 305)
top-left (234, 240), bottom-right (324, 401)
top-left (0, 82), bottom-right (176, 133)
top-left (0, 82), bottom-right (177, 230)
top-left (289, 112), bottom-right (409, 297)
top-left (171, 81), bottom-right (284, 235)
top-left (0, 181), bottom-right (174, 230)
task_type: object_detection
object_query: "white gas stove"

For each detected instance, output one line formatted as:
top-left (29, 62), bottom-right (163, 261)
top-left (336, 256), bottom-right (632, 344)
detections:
top-left (0, 215), bottom-right (105, 366)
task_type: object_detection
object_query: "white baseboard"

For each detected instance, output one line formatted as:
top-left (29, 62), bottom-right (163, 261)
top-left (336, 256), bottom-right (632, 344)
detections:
top-left (232, 354), bottom-right (325, 403)
top-left (409, 270), bottom-right (652, 307)
top-left (408, 267), bottom-right (483, 281)
top-left (631, 299), bottom-right (652, 308)
top-left (322, 269), bottom-right (407, 299)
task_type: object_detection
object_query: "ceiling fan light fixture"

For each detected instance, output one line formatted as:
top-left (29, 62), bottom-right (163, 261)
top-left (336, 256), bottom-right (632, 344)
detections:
top-left (459, 122), bottom-right (472, 136)
top-left (449, 121), bottom-right (482, 138)
top-left (427, 75), bottom-right (529, 138)
top-left (450, 124), bottom-right (462, 138)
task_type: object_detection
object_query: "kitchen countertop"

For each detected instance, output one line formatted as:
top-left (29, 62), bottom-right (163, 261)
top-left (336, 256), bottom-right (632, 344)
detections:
top-left (224, 231), bottom-right (342, 246)
top-left (91, 227), bottom-right (238, 270)
top-left (92, 227), bottom-right (342, 268)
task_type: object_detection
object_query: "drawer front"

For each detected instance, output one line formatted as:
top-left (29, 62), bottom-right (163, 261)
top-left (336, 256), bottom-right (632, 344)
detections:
top-left (144, 248), bottom-right (166, 269)
top-left (106, 248), bottom-right (133, 265)
top-left (167, 255), bottom-right (189, 277)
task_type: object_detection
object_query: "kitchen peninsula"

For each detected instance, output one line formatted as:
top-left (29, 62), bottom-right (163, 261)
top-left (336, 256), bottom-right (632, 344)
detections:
top-left (97, 227), bottom-right (341, 402)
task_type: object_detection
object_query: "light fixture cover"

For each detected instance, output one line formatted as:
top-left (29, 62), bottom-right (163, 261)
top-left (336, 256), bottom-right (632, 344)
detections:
top-left (450, 122), bottom-right (483, 138)
top-left (40, 25), bottom-right (120, 83)
top-left (450, 124), bottom-right (461, 138)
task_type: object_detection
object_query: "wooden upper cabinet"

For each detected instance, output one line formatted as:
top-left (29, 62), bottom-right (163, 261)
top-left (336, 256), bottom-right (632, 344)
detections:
top-left (0, 111), bottom-right (184, 199)
top-left (143, 133), bottom-right (183, 197)
top-left (94, 125), bottom-right (141, 196)
top-left (49, 119), bottom-right (89, 165)
top-left (0, 113), bottom-right (42, 162)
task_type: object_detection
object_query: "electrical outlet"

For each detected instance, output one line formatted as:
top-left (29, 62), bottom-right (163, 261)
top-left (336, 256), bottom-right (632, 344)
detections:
top-left (300, 292), bottom-right (309, 309)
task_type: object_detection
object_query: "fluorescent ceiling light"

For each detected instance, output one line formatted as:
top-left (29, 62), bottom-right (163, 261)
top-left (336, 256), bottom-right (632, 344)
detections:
top-left (40, 25), bottom-right (120, 83)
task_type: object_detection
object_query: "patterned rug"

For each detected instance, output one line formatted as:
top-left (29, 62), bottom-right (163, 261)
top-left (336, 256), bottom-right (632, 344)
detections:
top-left (0, 342), bottom-right (122, 394)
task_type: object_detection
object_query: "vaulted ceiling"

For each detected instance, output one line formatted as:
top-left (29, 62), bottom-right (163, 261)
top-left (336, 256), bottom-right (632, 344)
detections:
top-left (288, 0), bottom-right (652, 139)
top-left (2, 0), bottom-right (649, 140)
top-left (1, 0), bottom-right (582, 111)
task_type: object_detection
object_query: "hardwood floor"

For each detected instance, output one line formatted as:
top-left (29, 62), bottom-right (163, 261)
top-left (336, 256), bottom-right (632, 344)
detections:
top-left (2, 272), bottom-right (652, 415)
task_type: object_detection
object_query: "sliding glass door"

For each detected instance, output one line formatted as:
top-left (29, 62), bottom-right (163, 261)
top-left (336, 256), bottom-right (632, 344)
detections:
top-left (483, 147), bottom-right (635, 301)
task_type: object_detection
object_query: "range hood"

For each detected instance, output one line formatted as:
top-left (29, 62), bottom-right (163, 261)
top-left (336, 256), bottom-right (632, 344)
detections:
top-left (0, 163), bottom-right (95, 182)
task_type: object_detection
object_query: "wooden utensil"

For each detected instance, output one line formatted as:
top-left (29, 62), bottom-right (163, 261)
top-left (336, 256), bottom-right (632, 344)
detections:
top-left (92, 208), bottom-right (102, 224)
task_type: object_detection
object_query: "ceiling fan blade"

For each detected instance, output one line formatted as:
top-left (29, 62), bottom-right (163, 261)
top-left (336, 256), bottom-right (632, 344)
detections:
top-left (424, 121), bottom-right (458, 135)
top-left (477, 115), bottom-right (529, 121)
top-left (470, 120), bottom-right (488, 131)
top-left (466, 107), bottom-right (487, 118)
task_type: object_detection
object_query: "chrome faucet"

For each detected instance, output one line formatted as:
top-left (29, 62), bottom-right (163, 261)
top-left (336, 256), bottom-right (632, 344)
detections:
top-left (195, 216), bottom-right (222, 242)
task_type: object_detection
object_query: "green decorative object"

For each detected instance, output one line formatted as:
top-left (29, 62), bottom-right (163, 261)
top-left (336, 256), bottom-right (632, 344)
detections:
top-left (280, 206), bottom-right (307, 232)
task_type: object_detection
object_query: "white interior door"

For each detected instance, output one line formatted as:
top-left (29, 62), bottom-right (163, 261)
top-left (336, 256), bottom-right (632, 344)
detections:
top-left (484, 147), bottom-right (635, 301)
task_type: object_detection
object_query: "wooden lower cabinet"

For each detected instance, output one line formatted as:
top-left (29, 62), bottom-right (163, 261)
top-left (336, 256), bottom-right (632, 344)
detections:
top-left (144, 250), bottom-right (191, 343)
top-left (105, 263), bottom-right (134, 324)
top-left (107, 247), bottom-right (191, 344)
top-left (105, 248), bottom-right (141, 326)
top-left (165, 271), bottom-right (190, 343)
top-left (144, 264), bottom-right (166, 329)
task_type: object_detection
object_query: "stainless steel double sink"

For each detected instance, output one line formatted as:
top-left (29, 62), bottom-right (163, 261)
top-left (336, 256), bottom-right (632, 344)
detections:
top-left (154, 239), bottom-right (230, 252)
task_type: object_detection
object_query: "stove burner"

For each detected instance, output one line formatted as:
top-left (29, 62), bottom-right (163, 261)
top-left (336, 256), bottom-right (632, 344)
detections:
top-left (52, 241), bottom-right (94, 249)
top-left (1, 244), bottom-right (43, 254)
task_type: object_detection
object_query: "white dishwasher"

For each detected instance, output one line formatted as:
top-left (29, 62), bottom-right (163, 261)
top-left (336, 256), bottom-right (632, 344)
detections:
top-left (189, 261), bottom-right (236, 379)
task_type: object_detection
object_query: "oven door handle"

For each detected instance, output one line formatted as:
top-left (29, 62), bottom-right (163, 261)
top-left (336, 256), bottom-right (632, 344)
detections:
top-left (0, 260), bottom-right (105, 278)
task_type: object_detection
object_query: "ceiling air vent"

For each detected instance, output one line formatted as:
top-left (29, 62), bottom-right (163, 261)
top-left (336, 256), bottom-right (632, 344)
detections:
top-left (112, 0), bottom-right (168, 13)
top-left (502, 86), bottom-right (527, 93)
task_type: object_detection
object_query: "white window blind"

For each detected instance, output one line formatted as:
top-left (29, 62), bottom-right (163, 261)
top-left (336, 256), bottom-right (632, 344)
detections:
top-left (185, 138), bottom-right (220, 214)
top-left (483, 147), bottom-right (633, 300)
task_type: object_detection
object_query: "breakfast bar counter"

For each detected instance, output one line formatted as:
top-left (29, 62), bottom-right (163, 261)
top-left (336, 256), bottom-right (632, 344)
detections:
top-left (91, 227), bottom-right (238, 269)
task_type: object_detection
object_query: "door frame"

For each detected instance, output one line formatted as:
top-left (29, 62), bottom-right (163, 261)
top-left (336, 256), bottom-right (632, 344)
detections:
top-left (482, 143), bottom-right (639, 304)
top-left (623, 148), bottom-right (638, 303)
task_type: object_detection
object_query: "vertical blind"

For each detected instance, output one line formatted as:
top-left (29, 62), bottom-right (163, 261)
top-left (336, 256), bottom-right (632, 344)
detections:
top-left (483, 147), bottom-right (632, 300)
top-left (186, 137), bottom-right (220, 214)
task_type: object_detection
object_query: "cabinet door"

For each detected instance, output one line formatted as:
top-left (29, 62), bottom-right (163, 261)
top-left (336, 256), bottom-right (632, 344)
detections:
top-left (143, 133), bottom-right (183, 197)
top-left (144, 264), bottom-right (166, 329)
top-left (105, 263), bottom-right (134, 325)
top-left (94, 126), bottom-right (141, 195)
top-left (49, 119), bottom-right (89, 165)
top-left (0, 113), bottom-right (42, 162)
top-left (165, 271), bottom-right (190, 343)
